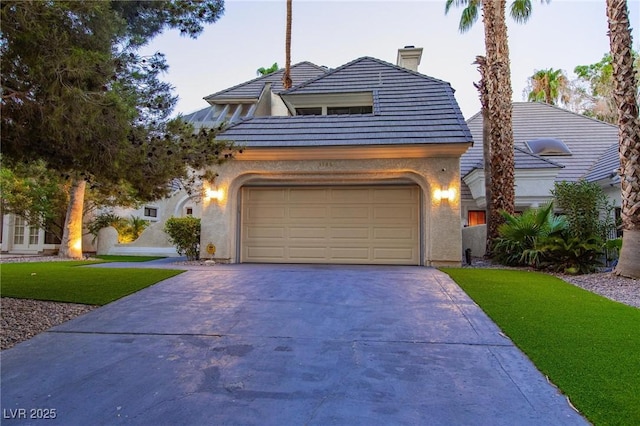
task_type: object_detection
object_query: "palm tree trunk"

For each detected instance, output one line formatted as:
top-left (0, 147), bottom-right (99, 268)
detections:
top-left (282, 0), bottom-right (293, 90)
top-left (607, 0), bottom-right (640, 278)
top-left (473, 55), bottom-right (493, 256)
top-left (58, 178), bottom-right (86, 259)
top-left (482, 0), bottom-right (516, 252)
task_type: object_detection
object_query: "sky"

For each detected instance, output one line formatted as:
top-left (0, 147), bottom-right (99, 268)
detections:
top-left (141, 0), bottom-right (640, 120)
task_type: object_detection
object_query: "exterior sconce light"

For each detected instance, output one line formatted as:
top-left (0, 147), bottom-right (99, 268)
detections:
top-left (434, 187), bottom-right (456, 202)
top-left (205, 187), bottom-right (224, 202)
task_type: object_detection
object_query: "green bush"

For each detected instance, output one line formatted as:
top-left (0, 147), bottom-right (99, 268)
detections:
top-left (164, 216), bottom-right (201, 260)
top-left (551, 180), bottom-right (615, 243)
top-left (536, 235), bottom-right (603, 274)
top-left (493, 202), bottom-right (567, 267)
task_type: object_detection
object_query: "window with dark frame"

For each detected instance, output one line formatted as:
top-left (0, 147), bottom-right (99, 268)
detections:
top-left (296, 107), bottom-right (322, 115)
top-left (327, 105), bottom-right (373, 115)
top-left (144, 207), bottom-right (158, 218)
top-left (186, 207), bottom-right (193, 216)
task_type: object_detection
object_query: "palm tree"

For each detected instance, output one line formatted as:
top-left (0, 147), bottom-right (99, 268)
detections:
top-left (447, 0), bottom-right (545, 254)
top-left (257, 62), bottom-right (279, 76)
top-left (282, 0), bottom-right (292, 90)
top-left (606, 0), bottom-right (640, 278)
top-left (526, 68), bottom-right (570, 105)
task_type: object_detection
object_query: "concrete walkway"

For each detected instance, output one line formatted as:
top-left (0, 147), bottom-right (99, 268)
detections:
top-left (1, 263), bottom-right (586, 425)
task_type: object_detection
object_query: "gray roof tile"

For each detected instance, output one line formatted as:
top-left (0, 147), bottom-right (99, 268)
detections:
top-left (461, 102), bottom-right (618, 200)
top-left (204, 62), bottom-right (327, 102)
top-left (218, 57), bottom-right (472, 147)
top-left (584, 143), bottom-right (619, 182)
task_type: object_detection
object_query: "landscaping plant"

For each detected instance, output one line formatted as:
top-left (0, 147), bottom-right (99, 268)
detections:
top-left (88, 213), bottom-right (149, 243)
top-left (164, 216), bottom-right (201, 260)
top-left (535, 235), bottom-right (603, 274)
top-left (551, 180), bottom-right (616, 243)
top-left (492, 202), bottom-right (567, 267)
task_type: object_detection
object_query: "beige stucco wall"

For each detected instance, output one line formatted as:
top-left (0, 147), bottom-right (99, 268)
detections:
top-left (462, 224), bottom-right (487, 259)
top-left (98, 189), bottom-right (198, 256)
top-left (200, 156), bottom-right (463, 266)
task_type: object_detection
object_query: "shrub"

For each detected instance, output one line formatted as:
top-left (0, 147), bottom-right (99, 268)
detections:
top-left (536, 235), bottom-right (603, 274)
top-left (493, 202), bottom-right (567, 267)
top-left (551, 180), bottom-right (615, 243)
top-left (164, 216), bottom-right (201, 260)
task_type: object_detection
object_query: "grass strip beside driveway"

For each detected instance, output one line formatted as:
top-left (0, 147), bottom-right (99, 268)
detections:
top-left (441, 268), bottom-right (640, 426)
top-left (1, 261), bottom-right (184, 305)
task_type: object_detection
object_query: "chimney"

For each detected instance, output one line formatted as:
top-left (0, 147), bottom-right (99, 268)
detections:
top-left (396, 46), bottom-right (423, 72)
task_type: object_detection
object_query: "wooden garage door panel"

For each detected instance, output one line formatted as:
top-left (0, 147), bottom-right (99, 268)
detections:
top-left (246, 188), bottom-right (287, 202)
top-left (290, 207), bottom-right (328, 219)
top-left (246, 226), bottom-right (285, 239)
top-left (374, 227), bottom-right (414, 240)
top-left (241, 186), bottom-right (420, 265)
top-left (289, 188), bottom-right (329, 202)
top-left (289, 227), bottom-right (327, 239)
top-left (330, 206), bottom-right (370, 220)
top-left (329, 227), bottom-right (370, 239)
top-left (374, 248), bottom-right (416, 261)
top-left (331, 188), bottom-right (371, 202)
top-left (245, 206), bottom-right (285, 220)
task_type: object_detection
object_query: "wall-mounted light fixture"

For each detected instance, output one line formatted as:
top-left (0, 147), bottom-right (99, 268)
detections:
top-left (205, 187), bottom-right (225, 202)
top-left (434, 187), bottom-right (456, 202)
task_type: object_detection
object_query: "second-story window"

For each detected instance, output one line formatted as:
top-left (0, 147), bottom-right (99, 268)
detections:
top-left (296, 107), bottom-right (322, 115)
top-left (327, 106), bottom-right (373, 115)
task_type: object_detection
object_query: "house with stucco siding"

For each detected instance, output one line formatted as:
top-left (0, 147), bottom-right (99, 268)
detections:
top-left (460, 102), bottom-right (621, 256)
top-left (191, 47), bottom-right (473, 266)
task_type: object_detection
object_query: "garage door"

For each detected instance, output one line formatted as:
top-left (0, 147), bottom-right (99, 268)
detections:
top-left (240, 185), bottom-right (420, 265)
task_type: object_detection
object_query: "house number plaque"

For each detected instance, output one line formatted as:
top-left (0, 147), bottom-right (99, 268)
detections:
top-left (319, 161), bottom-right (335, 168)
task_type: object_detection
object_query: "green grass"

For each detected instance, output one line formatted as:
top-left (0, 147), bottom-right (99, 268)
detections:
top-left (441, 268), bottom-right (640, 426)
top-left (93, 255), bottom-right (165, 262)
top-left (1, 261), bottom-right (184, 305)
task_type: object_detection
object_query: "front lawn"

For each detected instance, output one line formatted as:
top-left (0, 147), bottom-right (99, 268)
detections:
top-left (0, 261), bottom-right (183, 305)
top-left (441, 268), bottom-right (640, 426)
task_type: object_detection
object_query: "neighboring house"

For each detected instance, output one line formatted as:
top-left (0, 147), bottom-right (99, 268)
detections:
top-left (97, 186), bottom-right (200, 257)
top-left (460, 102), bottom-right (621, 256)
top-left (190, 47), bottom-right (473, 266)
top-left (0, 215), bottom-right (64, 255)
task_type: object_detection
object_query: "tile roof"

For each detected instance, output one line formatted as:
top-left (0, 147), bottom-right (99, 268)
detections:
top-left (203, 62), bottom-right (327, 102)
top-left (461, 102), bottom-right (618, 200)
top-left (584, 143), bottom-right (619, 183)
top-left (217, 57), bottom-right (472, 147)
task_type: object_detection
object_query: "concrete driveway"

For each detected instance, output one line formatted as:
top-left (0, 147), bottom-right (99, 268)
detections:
top-left (1, 264), bottom-right (586, 425)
